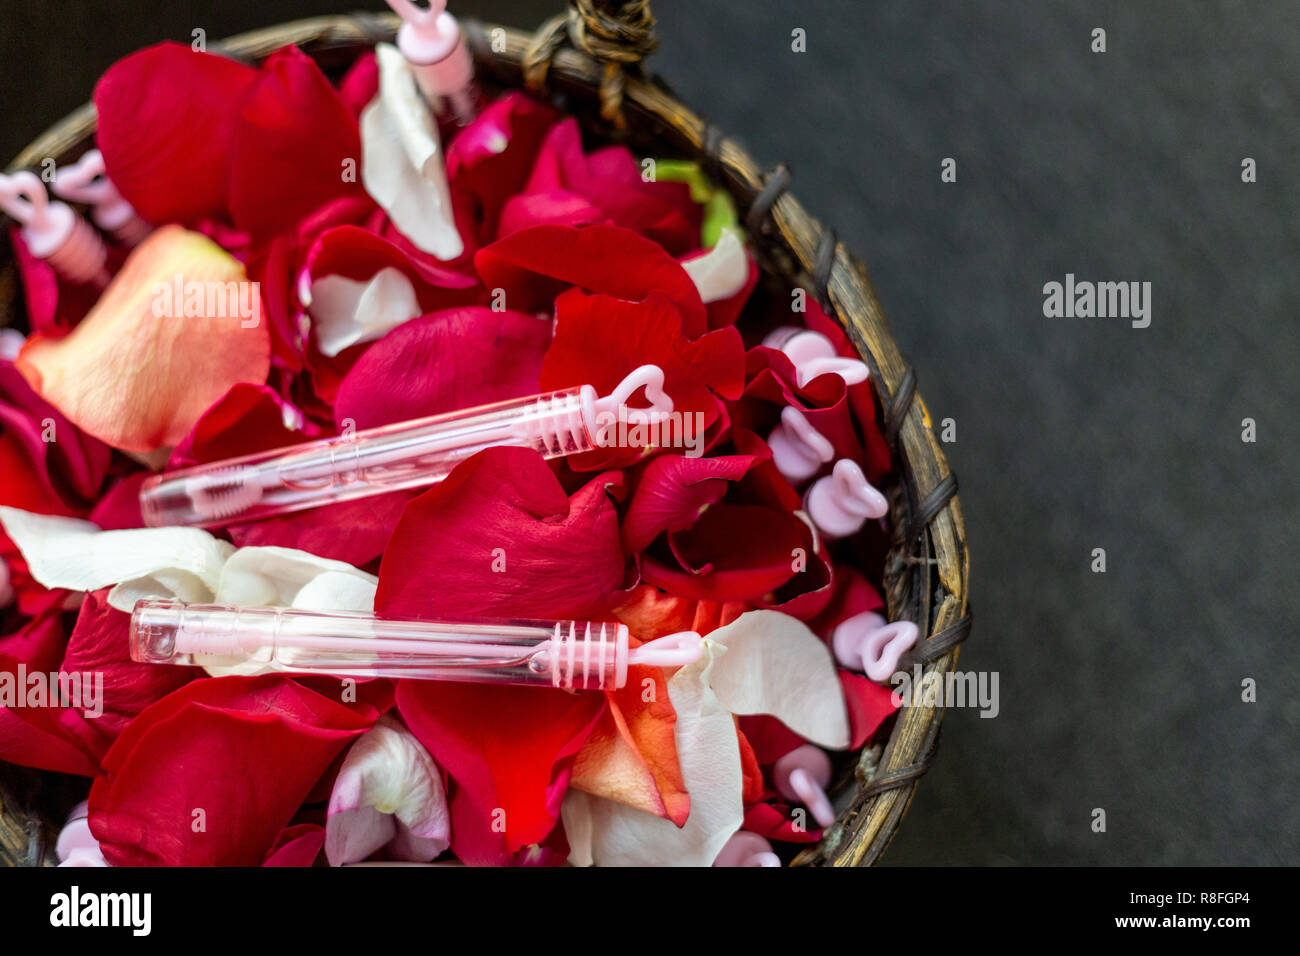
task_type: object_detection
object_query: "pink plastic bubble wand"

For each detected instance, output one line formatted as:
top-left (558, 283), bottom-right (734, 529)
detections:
top-left (130, 599), bottom-right (703, 691)
top-left (140, 364), bottom-right (674, 528)
top-left (385, 0), bottom-right (481, 125)
top-left (0, 171), bottom-right (110, 287)
top-left (52, 150), bottom-right (151, 246)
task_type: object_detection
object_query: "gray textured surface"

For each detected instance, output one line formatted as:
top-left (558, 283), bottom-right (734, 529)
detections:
top-left (2, 0), bottom-right (1298, 865)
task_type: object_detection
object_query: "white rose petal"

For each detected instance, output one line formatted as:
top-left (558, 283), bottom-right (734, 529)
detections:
top-left (706, 609), bottom-right (850, 750)
top-left (326, 715), bottom-right (451, 866)
top-left (308, 267), bottom-right (422, 358)
top-left (0, 507), bottom-right (230, 611)
top-left (562, 639), bottom-right (744, 866)
top-left (360, 43), bottom-right (462, 260)
top-left (681, 228), bottom-right (749, 303)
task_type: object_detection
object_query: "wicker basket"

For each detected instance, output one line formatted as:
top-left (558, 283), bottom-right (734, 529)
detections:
top-left (0, 2), bottom-right (970, 867)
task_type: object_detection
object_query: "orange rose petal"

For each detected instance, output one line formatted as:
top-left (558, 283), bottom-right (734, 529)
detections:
top-left (614, 583), bottom-right (751, 641)
top-left (17, 225), bottom-right (270, 453)
top-left (571, 664), bottom-right (691, 827)
top-left (736, 722), bottom-right (766, 806)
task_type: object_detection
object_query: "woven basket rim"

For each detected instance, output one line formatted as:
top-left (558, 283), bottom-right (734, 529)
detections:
top-left (0, 10), bottom-right (970, 867)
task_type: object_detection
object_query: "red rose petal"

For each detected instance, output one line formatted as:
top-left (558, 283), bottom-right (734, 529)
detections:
top-left (52, 590), bottom-right (195, 766)
top-left (447, 92), bottom-right (560, 242)
top-left (376, 446), bottom-right (626, 621)
top-left (89, 675), bottom-right (372, 866)
top-left (262, 823), bottom-right (326, 866)
top-left (1, 358), bottom-right (112, 513)
top-left (841, 670), bottom-right (899, 750)
top-left (474, 224), bottom-right (708, 336)
top-left (744, 800), bottom-right (822, 844)
top-left (333, 307), bottom-right (550, 431)
top-left (621, 453), bottom-right (759, 554)
top-left (0, 602), bottom-right (99, 776)
top-left (169, 383), bottom-right (318, 469)
top-left (227, 47), bottom-right (365, 239)
top-left (540, 289), bottom-right (744, 469)
top-left (397, 680), bottom-right (605, 864)
top-left (94, 42), bottom-right (259, 225)
top-left (642, 502), bottom-right (808, 601)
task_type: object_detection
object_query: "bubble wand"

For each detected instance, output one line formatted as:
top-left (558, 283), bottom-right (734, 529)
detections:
top-left (140, 364), bottom-right (674, 527)
top-left (131, 599), bottom-right (703, 691)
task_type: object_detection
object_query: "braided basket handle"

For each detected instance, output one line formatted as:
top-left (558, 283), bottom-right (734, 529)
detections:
top-left (523, 0), bottom-right (658, 128)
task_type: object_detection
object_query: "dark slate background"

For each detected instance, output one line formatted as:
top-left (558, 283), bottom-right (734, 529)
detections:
top-left (2, 0), bottom-right (1297, 865)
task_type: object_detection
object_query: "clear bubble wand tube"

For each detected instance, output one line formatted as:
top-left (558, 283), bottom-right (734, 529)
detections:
top-left (140, 365), bottom-right (672, 528)
top-left (130, 600), bottom-right (703, 691)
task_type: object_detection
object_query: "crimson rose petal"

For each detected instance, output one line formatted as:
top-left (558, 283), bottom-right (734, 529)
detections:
top-left (474, 224), bottom-right (708, 336)
top-left (88, 675), bottom-right (373, 866)
top-left (397, 681), bottom-right (605, 865)
top-left (94, 42), bottom-right (258, 226)
top-left (227, 47), bottom-right (366, 239)
top-left (376, 446), bottom-right (625, 621)
top-left (333, 307), bottom-right (550, 431)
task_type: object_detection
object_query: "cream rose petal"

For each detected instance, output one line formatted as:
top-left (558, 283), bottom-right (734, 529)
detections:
top-left (0, 508), bottom-right (381, 677)
top-left (562, 640), bottom-right (744, 866)
top-left (308, 267), bottom-right (422, 358)
top-left (0, 507), bottom-right (231, 610)
top-left (14, 225), bottom-right (270, 453)
top-left (203, 547), bottom-right (378, 678)
top-left (291, 570), bottom-right (378, 613)
top-left (214, 546), bottom-right (377, 607)
top-left (359, 43), bottom-right (462, 260)
top-left (325, 715), bottom-right (451, 866)
top-left (681, 228), bottom-right (749, 304)
top-left (706, 609), bottom-right (851, 750)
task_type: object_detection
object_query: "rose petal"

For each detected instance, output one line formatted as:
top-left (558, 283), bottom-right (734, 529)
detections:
top-left (376, 446), bottom-right (625, 621)
top-left (0, 601), bottom-right (100, 776)
top-left (94, 43), bottom-right (258, 225)
top-left (310, 267), bottom-right (422, 358)
top-left (562, 639), bottom-right (743, 866)
top-left (446, 93), bottom-right (559, 241)
top-left (642, 502), bottom-right (811, 601)
top-left (570, 664), bottom-right (689, 825)
top-left (508, 120), bottom-right (699, 254)
top-left (543, 288), bottom-right (744, 409)
top-left (681, 229), bottom-right (750, 305)
top-left (228, 47), bottom-right (364, 239)
top-left (338, 51), bottom-right (379, 116)
top-left (744, 801), bottom-right (822, 844)
top-left (706, 610), bottom-right (851, 749)
top-left (170, 383), bottom-right (318, 469)
top-left (325, 714), bottom-right (450, 865)
top-left (841, 670), bottom-right (899, 750)
top-left (359, 44), bottom-right (461, 260)
top-left (15, 226), bottom-right (271, 452)
top-left (52, 589), bottom-right (196, 765)
top-left (89, 675), bottom-right (373, 865)
top-left (226, 494), bottom-right (412, 569)
top-left (474, 224), bottom-right (708, 336)
top-left (0, 507), bottom-right (232, 608)
top-left (301, 225), bottom-right (480, 363)
top-left (1, 360), bottom-right (111, 512)
top-left (214, 546), bottom-right (377, 608)
top-left (612, 584), bottom-right (750, 641)
top-left (539, 289), bottom-right (744, 469)
top-left (262, 823), bottom-right (326, 866)
top-left (621, 453), bottom-right (759, 554)
top-left (334, 307), bottom-right (550, 431)
top-left (397, 680), bottom-right (605, 865)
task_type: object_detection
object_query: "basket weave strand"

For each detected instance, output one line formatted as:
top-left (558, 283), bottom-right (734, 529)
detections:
top-left (523, 0), bottom-right (657, 127)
